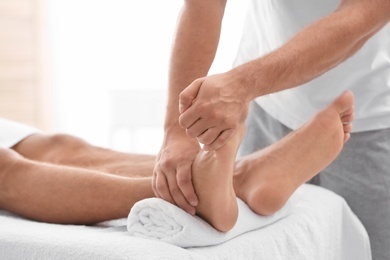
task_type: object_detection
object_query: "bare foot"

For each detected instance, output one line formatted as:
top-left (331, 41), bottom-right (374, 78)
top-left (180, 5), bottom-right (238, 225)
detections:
top-left (192, 126), bottom-right (246, 232)
top-left (234, 90), bottom-right (354, 216)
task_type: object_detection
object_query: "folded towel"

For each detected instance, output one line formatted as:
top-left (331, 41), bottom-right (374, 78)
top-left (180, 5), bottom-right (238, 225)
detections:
top-left (127, 197), bottom-right (292, 248)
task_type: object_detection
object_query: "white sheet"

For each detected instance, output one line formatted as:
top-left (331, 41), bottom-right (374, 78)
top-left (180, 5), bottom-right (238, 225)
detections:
top-left (0, 184), bottom-right (371, 260)
top-left (127, 197), bottom-right (293, 247)
top-left (0, 118), bottom-right (40, 148)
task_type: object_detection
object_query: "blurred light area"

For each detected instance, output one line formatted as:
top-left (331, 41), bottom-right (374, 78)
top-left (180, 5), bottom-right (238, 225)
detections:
top-left (46, 0), bottom-right (248, 153)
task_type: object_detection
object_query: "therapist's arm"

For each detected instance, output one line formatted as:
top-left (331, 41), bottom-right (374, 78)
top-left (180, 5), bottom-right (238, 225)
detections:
top-left (179, 0), bottom-right (390, 151)
top-left (237, 0), bottom-right (390, 96)
top-left (153, 0), bottom-right (226, 214)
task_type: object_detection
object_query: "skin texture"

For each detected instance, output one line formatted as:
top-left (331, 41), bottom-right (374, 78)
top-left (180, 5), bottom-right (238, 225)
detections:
top-left (155, 0), bottom-right (390, 212)
top-left (179, 0), bottom-right (390, 150)
top-left (153, 0), bottom-right (228, 214)
top-left (0, 91), bottom-right (354, 232)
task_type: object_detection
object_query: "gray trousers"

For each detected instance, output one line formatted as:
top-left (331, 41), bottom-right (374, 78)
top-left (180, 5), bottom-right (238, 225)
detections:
top-left (239, 101), bottom-right (390, 260)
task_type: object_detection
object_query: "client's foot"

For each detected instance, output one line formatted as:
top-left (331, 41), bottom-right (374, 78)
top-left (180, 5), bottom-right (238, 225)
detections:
top-left (234, 90), bottom-right (354, 215)
top-left (192, 126), bottom-right (246, 232)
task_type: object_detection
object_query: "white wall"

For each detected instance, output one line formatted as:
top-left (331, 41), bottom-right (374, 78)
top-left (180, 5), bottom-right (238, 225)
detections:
top-left (47, 0), bottom-right (248, 153)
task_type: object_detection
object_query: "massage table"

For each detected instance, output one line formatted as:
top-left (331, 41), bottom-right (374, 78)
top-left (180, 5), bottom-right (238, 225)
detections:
top-left (0, 184), bottom-right (371, 260)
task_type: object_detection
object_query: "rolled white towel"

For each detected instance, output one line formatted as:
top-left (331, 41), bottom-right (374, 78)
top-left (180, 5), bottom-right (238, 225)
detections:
top-left (127, 197), bottom-right (293, 248)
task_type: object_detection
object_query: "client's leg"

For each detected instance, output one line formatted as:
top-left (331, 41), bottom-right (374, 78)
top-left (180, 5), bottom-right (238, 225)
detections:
top-left (0, 90), bottom-right (353, 229)
top-left (12, 134), bottom-right (155, 178)
top-left (4, 129), bottom-right (245, 229)
top-left (0, 148), bottom-right (154, 224)
top-left (234, 91), bottom-right (354, 215)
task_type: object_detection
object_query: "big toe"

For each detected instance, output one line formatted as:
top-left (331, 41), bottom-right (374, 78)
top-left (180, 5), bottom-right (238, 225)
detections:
top-left (332, 90), bottom-right (355, 116)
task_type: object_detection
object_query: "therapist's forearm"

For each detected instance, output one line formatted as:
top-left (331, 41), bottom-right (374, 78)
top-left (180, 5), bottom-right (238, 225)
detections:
top-left (164, 0), bottom-right (226, 133)
top-left (230, 0), bottom-right (390, 99)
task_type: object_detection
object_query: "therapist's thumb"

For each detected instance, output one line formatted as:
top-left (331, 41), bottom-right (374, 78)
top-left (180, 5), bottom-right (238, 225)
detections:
top-left (179, 79), bottom-right (203, 114)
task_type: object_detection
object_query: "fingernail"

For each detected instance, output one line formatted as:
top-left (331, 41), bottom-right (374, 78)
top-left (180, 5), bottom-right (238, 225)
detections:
top-left (189, 208), bottom-right (196, 216)
top-left (190, 200), bottom-right (198, 207)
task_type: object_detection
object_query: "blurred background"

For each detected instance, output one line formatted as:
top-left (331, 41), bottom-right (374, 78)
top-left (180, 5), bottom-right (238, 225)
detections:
top-left (0, 0), bottom-right (248, 154)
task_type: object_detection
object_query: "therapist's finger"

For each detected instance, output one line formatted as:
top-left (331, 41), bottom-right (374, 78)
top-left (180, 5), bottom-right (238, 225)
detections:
top-left (185, 118), bottom-right (211, 139)
top-left (151, 171), bottom-right (159, 197)
top-left (196, 127), bottom-right (220, 145)
top-left (179, 78), bottom-right (202, 114)
top-left (203, 129), bottom-right (235, 151)
top-left (155, 170), bottom-right (175, 205)
top-left (176, 162), bottom-right (198, 209)
top-left (179, 104), bottom-right (201, 130)
top-left (165, 168), bottom-right (195, 215)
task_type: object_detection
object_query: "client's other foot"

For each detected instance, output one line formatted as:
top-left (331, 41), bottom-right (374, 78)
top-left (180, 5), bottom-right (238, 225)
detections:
top-left (234, 90), bottom-right (354, 216)
top-left (192, 126), bottom-right (246, 232)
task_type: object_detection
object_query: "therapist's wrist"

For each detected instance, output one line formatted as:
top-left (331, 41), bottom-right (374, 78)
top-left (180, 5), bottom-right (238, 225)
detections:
top-left (164, 120), bottom-right (188, 138)
top-left (227, 64), bottom-right (265, 102)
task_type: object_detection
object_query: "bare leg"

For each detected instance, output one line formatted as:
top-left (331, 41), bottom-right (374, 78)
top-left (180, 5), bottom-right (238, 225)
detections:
top-left (4, 130), bottom-right (245, 227)
top-left (0, 90), bottom-right (353, 228)
top-left (1, 133), bottom-right (164, 223)
top-left (0, 148), bottom-right (154, 224)
top-left (12, 134), bottom-right (155, 178)
top-left (5, 130), bottom-right (245, 229)
top-left (234, 91), bottom-right (354, 215)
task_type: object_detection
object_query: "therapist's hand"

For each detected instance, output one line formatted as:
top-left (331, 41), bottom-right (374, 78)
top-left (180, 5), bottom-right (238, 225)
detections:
top-left (179, 73), bottom-right (251, 151)
top-left (153, 131), bottom-right (200, 215)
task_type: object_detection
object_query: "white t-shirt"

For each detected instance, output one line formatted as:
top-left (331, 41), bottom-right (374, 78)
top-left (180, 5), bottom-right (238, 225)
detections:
top-left (233, 0), bottom-right (390, 132)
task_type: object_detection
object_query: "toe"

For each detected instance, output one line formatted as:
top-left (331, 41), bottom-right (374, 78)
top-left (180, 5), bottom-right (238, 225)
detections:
top-left (343, 123), bottom-right (353, 133)
top-left (342, 112), bottom-right (354, 123)
top-left (332, 90), bottom-right (355, 115)
top-left (344, 133), bottom-right (351, 143)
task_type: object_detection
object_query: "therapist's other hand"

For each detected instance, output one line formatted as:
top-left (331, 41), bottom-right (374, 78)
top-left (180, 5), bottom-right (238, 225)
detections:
top-left (153, 132), bottom-right (200, 215)
top-left (179, 73), bottom-right (250, 151)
